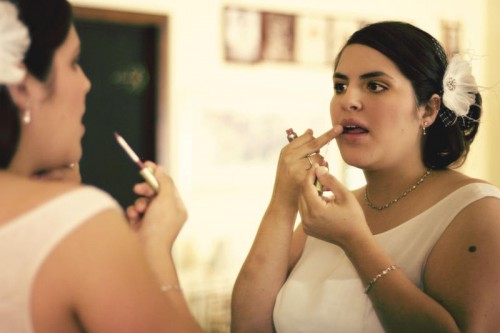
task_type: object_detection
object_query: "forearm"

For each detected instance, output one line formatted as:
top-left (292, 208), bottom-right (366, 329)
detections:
top-left (345, 237), bottom-right (460, 333)
top-left (143, 246), bottom-right (203, 332)
top-left (231, 202), bottom-right (298, 333)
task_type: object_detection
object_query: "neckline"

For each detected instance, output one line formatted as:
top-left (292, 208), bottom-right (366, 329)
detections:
top-left (0, 186), bottom-right (84, 231)
top-left (372, 182), bottom-right (497, 238)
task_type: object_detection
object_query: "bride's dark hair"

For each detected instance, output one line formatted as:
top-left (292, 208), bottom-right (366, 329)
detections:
top-left (0, 0), bottom-right (72, 168)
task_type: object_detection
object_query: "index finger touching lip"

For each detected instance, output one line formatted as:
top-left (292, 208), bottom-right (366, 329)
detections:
top-left (317, 125), bottom-right (343, 145)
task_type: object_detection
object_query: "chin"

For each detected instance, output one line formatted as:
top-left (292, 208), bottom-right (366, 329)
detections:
top-left (344, 160), bottom-right (368, 170)
top-left (69, 147), bottom-right (83, 164)
top-left (339, 152), bottom-right (370, 170)
top-left (338, 143), bottom-right (377, 166)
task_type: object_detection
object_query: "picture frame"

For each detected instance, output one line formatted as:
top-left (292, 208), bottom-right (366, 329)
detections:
top-left (441, 20), bottom-right (462, 59)
top-left (294, 15), bottom-right (329, 65)
top-left (223, 7), bottom-right (263, 63)
top-left (261, 12), bottom-right (295, 62)
top-left (325, 18), bottom-right (363, 66)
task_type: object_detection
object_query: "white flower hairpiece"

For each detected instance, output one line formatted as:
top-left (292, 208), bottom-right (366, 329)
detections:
top-left (441, 54), bottom-right (478, 122)
top-left (0, 1), bottom-right (30, 85)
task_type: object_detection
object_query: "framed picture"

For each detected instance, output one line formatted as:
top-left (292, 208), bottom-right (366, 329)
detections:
top-left (261, 12), bottom-right (295, 62)
top-left (441, 20), bottom-right (461, 59)
top-left (223, 7), bottom-right (263, 63)
top-left (325, 18), bottom-right (363, 66)
top-left (294, 15), bottom-right (328, 65)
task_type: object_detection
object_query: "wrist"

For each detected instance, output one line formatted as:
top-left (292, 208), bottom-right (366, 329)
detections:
top-left (266, 199), bottom-right (298, 225)
top-left (138, 224), bottom-right (177, 251)
top-left (340, 232), bottom-right (377, 260)
top-left (271, 181), bottom-right (301, 206)
top-left (139, 238), bottom-right (173, 268)
top-left (141, 248), bottom-right (179, 287)
top-left (268, 190), bottom-right (299, 211)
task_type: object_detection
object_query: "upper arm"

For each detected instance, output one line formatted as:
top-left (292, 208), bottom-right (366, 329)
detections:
top-left (424, 196), bottom-right (500, 332)
top-left (74, 210), bottom-right (177, 332)
top-left (40, 209), bottom-right (186, 333)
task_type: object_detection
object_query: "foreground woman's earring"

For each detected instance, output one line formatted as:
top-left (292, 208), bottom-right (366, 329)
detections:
top-left (422, 121), bottom-right (428, 136)
top-left (22, 107), bottom-right (31, 125)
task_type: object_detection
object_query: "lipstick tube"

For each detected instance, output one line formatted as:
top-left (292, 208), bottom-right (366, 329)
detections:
top-left (139, 166), bottom-right (160, 192)
top-left (285, 128), bottom-right (324, 194)
top-left (114, 132), bottom-right (159, 192)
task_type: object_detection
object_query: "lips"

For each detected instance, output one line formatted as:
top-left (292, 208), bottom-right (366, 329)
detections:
top-left (340, 119), bottom-right (368, 134)
top-left (342, 125), bottom-right (368, 134)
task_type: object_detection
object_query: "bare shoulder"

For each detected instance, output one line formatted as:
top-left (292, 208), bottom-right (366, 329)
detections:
top-left (0, 173), bottom-right (81, 224)
top-left (424, 172), bottom-right (500, 331)
top-left (429, 168), bottom-right (490, 191)
top-left (32, 205), bottom-right (178, 332)
top-left (31, 208), bottom-right (132, 332)
top-left (420, 169), bottom-right (494, 207)
top-left (425, 170), bottom-right (500, 270)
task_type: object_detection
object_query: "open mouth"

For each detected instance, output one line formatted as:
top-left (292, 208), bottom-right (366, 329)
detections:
top-left (342, 125), bottom-right (368, 134)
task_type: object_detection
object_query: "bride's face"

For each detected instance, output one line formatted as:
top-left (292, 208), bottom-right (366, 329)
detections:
top-left (21, 25), bottom-right (91, 172)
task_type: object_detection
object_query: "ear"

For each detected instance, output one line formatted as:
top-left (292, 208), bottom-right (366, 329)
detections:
top-left (6, 80), bottom-right (29, 111)
top-left (421, 93), bottom-right (440, 127)
top-left (6, 73), bottom-right (46, 111)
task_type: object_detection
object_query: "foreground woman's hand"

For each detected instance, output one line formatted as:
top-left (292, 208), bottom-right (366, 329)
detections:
top-left (126, 161), bottom-right (187, 250)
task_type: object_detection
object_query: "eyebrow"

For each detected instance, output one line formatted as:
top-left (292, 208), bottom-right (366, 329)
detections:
top-left (333, 71), bottom-right (394, 80)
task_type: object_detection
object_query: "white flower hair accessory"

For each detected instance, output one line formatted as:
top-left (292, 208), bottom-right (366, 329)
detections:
top-left (440, 54), bottom-right (479, 127)
top-left (0, 1), bottom-right (30, 85)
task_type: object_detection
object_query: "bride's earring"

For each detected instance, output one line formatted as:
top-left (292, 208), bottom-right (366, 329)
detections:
top-left (422, 121), bottom-right (428, 136)
top-left (22, 107), bottom-right (31, 125)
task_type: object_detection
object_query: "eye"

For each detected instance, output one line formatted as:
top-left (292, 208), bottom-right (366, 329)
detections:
top-left (366, 81), bottom-right (387, 93)
top-left (72, 55), bottom-right (81, 68)
top-left (333, 82), bottom-right (347, 94)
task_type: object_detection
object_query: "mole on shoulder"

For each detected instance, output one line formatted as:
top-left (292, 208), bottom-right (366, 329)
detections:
top-left (468, 245), bottom-right (477, 253)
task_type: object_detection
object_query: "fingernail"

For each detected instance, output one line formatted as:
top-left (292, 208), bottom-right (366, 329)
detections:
top-left (317, 166), bottom-right (329, 175)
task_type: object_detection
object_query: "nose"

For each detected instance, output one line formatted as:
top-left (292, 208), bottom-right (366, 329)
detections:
top-left (83, 70), bottom-right (91, 94)
top-left (341, 87), bottom-right (362, 111)
top-left (346, 103), bottom-right (361, 111)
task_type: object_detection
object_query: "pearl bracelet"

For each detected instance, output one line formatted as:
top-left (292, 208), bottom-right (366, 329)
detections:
top-left (161, 284), bottom-right (182, 292)
top-left (365, 265), bottom-right (398, 294)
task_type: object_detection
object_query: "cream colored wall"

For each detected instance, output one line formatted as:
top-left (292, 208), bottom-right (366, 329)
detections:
top-left (485, 0), bottom-right (500, 187)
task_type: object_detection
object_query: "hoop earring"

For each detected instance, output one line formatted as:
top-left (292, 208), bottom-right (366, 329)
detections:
top-left (22, 107), bottom-right (31, 125)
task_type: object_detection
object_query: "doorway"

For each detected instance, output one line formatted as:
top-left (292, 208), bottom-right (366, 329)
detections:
top-left (73, 7), bottom-right (168, 208)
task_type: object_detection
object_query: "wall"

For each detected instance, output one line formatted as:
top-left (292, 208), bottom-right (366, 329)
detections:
top-left (69, 0), bottom-right (496, 329)
top-left (485, 0), bottom-right (500, 187)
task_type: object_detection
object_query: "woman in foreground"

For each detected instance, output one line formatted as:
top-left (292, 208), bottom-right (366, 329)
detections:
top-left (0, 0), bottom-right (201, 331)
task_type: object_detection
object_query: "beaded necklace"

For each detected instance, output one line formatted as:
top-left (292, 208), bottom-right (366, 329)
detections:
top-left (364, 170), bottom-right (431, 211)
